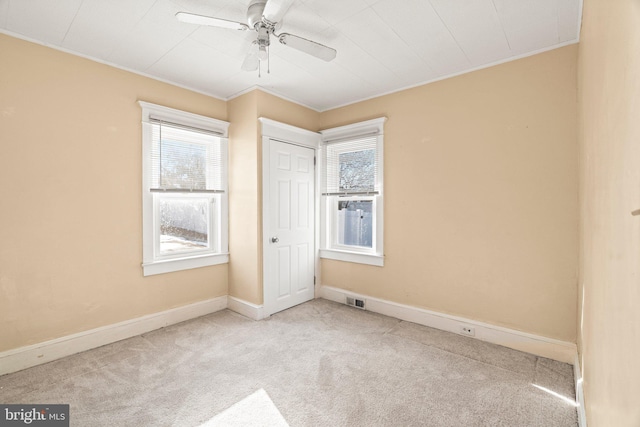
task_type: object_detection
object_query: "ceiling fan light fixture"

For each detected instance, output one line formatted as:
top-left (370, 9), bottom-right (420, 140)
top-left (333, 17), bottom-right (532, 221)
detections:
top-left (242, 50), bottom-right (259, 72)
top-left (242, 41), bottom-right (259, 72)
top-left (258, 45), bottom-right (268, 61)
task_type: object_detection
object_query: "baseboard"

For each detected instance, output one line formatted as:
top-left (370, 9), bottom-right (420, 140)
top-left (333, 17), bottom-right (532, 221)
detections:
top-left (574, 353), bottom-right (588, 427)
top-left (319, 285), bottom-right (576, 364)
top-left (227, 296), bottom-right (265, 320)
top-left (0, 296), bottom-right (228, 376)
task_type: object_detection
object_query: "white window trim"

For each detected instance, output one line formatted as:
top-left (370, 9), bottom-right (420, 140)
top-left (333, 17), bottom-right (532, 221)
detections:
top-left (139, 101), bottom-right (230, 276)
top-left (319, 117), bottom-right (386, 267)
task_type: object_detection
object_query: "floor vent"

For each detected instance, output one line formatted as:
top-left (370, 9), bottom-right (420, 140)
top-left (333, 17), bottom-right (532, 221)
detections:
top-left (346, 296), bottom-right (366, 310)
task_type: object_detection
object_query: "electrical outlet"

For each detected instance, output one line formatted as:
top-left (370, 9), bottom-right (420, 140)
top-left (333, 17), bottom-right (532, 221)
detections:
top-left (460, 326), bottom-right (475, 336)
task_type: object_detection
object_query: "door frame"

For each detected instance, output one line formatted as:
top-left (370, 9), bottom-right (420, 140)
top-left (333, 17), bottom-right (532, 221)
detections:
top-left (259, 118), bottom-right (322, 317)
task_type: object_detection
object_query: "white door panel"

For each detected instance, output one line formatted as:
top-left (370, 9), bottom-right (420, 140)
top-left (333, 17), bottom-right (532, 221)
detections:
top-left (265, 140), bottom-right (315, 315)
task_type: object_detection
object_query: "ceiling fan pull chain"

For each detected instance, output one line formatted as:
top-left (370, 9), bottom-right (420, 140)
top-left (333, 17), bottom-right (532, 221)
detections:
top-left (267, 45), bottom-right (270, 74)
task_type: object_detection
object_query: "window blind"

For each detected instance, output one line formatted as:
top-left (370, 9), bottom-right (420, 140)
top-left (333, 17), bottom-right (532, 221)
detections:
top-left (150, 120), bottom-right (225, 193)
top-left (322, 135), bottom-right (379, 196)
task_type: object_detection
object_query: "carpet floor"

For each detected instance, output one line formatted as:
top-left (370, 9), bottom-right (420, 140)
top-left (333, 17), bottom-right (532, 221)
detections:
top-left (0, 299), bottom-right (577, 426)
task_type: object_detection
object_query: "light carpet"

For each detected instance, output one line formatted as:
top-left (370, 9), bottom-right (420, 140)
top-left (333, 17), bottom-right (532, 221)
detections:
top-left (0, 299), bottom-right (577, 426)
top-left (200, 388), bottom-right (288, 427)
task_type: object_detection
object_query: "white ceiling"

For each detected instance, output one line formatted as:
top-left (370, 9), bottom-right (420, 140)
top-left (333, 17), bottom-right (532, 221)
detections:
top-left (0, 0), bottom-right (582, 111)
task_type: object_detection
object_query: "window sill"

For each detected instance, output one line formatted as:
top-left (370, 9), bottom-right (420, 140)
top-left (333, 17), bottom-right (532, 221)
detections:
top-left (319, 249), bottom-right (384, 267)
top-left (143, 253), bottom-right (229, 276)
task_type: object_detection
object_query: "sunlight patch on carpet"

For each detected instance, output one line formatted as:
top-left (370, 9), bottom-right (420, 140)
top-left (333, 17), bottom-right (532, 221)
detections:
top-left (199, 389), bottom-right (289, 427)
top-left (531, 384), bottom-right (579, 407)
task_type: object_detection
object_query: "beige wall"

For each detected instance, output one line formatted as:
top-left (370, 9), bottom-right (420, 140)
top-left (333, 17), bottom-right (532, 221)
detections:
top-left (1, 30), bottom-right (580, 361)
top-left (227, 91), bottom-right (261, 304)
top-left (256, 91), bottom-right (320, 131)
top-left (0, 35), bottom-right (228, 352)
top-left (227, 90), bottom-right (319, 305)
top-left (6, 5), bottom-right (639, 421)
top-left (578, 0), bottom-right (640, 425)
top-left (320, 46), bottom-right (579, 341)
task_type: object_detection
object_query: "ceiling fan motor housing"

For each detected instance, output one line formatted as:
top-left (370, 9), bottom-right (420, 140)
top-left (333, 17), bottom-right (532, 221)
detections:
top-left (248, 0), bottom-right (283, 31)
top-left (257, 26), bottom-right (270, 48)
top-left (247, 0), bottom-right (267, 29)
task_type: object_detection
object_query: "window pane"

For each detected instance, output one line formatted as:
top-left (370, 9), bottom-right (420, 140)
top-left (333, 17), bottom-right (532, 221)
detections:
top-left (337, 200), bottom-right (373, 248)
top-left (159, 198), bottom-right (210, 254)
top-left (339, 149), bottom-right (375, 192)
top-left (160, 139), bottom-right (207, 190)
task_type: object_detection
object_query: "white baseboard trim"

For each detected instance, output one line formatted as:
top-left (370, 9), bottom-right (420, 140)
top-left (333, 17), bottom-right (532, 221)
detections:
top-left (319, 285), bottom-right (577, 364)
top-left (0, 296), bottom-right (228, 376)
top-left (574, 353), bottom-right (588, 427)
top-left (227, 296), bottom-right (265, 320)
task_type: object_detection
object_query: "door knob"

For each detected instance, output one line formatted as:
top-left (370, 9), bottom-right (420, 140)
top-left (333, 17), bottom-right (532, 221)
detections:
top-left (271, 237), bottom-right (279, 243)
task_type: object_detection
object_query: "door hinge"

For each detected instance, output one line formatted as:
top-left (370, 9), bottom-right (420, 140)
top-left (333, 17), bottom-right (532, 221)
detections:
top-left (314, 156), bottom-right (316, 166)
top-left (314, 276), bottom-right (316, 285)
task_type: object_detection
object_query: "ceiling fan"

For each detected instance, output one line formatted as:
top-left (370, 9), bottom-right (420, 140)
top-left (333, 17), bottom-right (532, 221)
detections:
top-left (176, 0), bottom-right (337, 74)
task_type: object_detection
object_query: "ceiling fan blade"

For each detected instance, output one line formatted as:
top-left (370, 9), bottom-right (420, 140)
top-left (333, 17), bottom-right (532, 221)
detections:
top-left (262, 0), bottom-right (294, 24)
top-left (241, 44), bottom-right (260, 71)
top-left (278, 33), bottom-right (337, 62)
top-left (175, 12), bottom-right (249, 31)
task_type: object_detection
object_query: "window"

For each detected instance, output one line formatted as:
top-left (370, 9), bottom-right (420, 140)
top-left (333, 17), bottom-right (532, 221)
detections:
top-left (139, 102), bottom-right (229, 276)
top-left (320, 118), bottom-right (386, 266)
